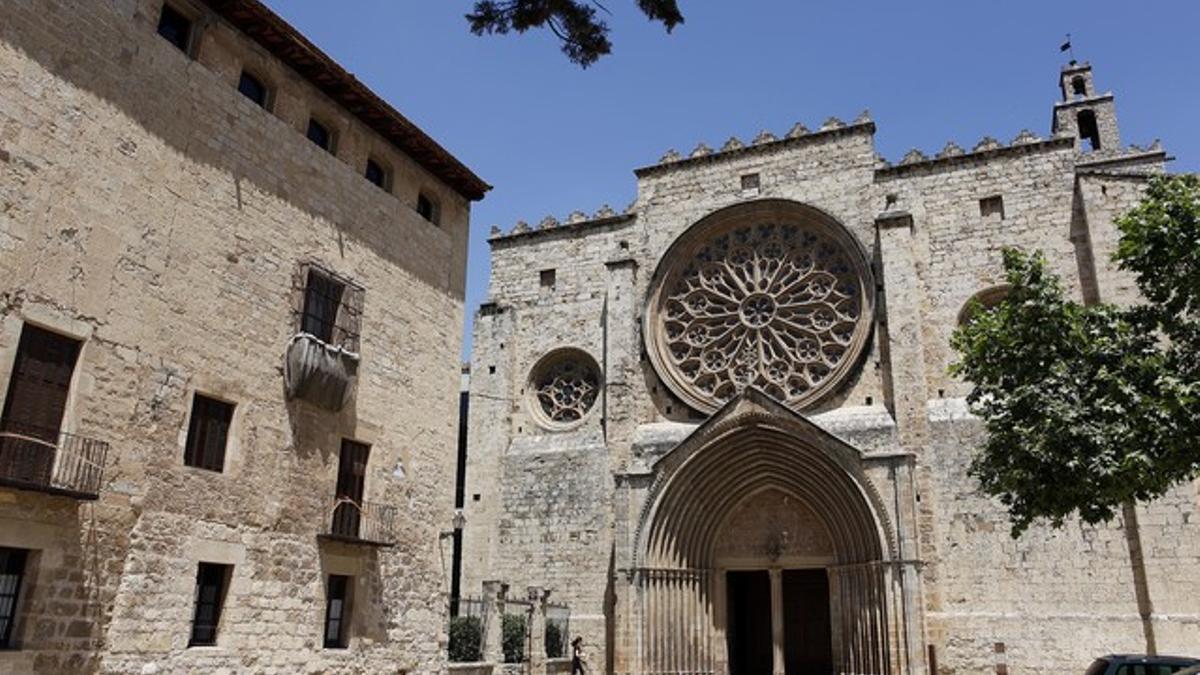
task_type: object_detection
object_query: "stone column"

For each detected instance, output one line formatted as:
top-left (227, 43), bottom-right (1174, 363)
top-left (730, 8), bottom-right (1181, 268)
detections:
top-left (528, 586), bottom-right (550, 675)
top-left (769, 567), bottom-right (785, 675)
top-left (482, 580), bottom-right (508, 664)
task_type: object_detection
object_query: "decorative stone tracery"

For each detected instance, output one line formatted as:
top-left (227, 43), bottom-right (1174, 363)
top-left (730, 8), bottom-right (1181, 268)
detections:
top-left (645, 201), bottom-right (875, 413)
top-left (528, 349), bottom-right (601, 429)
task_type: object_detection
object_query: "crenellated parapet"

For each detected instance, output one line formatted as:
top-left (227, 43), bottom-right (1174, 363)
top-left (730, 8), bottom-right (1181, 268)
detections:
top-left (489, 202), bottom-right (636, 242)
top-left (639, 111), bottom-right (875, 177)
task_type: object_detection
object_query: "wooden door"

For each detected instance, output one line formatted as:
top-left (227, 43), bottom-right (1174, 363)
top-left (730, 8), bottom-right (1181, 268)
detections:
top-left (783, 569), bottom-right (833, 675)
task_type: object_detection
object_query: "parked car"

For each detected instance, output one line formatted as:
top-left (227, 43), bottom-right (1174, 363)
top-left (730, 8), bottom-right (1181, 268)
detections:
top-left (1086, 655), bottom-right (1200, 675)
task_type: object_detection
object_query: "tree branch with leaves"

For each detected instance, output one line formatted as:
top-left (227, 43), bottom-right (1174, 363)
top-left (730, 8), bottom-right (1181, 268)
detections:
top-left (467, 0), bottom-right (684, 67)
top-left (951, 175), bottom-right (1200, 536)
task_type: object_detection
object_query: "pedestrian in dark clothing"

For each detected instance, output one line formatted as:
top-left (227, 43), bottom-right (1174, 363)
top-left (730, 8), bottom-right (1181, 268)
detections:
top-left (571, 636), bottom-right (588, 674)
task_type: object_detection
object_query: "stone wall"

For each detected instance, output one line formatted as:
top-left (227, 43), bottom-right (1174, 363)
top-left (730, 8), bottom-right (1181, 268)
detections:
top-left (0, 0), bottom-right (474, 672)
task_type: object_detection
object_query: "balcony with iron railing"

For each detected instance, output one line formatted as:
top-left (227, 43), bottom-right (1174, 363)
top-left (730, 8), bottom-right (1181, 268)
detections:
top-left (319, 496), bottom-right (397, 547)
top-left (0, 420), bottom-right (108, 499)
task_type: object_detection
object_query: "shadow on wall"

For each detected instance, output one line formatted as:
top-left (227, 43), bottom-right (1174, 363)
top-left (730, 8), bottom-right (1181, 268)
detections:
top-left (0, 1), bottom-right (450, 291)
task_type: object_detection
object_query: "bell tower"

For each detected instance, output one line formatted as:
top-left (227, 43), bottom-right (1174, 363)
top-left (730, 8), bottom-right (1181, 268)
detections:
top-left (1051, 62), bottom-right (1120, 153)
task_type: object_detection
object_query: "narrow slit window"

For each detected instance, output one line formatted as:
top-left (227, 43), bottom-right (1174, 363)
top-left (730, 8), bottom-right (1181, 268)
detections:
top-left (183, 394), bottom-right (234, 472)
top-left (189, 563), bottom-right (232, 647)
top-left (156, 4), bottom-right (192, 53)
top-left (364, 159), bottom-right (388, 190)
top-left (307, 119), bottom-right (332, 152)
top-left (0, 548), bottom-right (29, 649)
top-left (979, 195), bottom-right (1005, 220)
top-left (323, 574), bottom-right (352, 649)
top-left (237, 71), bottom-right (268, 109)
top-left (416, 193), bottom-right (439, 225)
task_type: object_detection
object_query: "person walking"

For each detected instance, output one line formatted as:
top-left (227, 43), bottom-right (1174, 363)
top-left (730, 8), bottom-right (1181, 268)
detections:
top-left (571, 636), bottom-right (588, 674)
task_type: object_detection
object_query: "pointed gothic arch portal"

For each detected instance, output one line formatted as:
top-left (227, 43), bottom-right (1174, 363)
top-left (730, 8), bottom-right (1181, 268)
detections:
top-left (633, 390), bottom-right (899, 675)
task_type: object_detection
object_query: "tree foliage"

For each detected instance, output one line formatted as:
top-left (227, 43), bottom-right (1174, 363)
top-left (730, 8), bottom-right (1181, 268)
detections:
top-left (467, 0), bottom-right (684, 67)
top-left (448, 615), bottom-right (484, 662)
top-left (951, 175), bottom-right (1200, 535)
top-left (502, 613), bottom-right (527, 663)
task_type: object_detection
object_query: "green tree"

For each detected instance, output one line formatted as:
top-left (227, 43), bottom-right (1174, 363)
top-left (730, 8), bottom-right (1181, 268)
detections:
top-left (950, 175), bottom-right (1200, 536)
top-left (467, 0), bottom-right (684, 67)
top-left (502, 612), bottom-right (527, 663)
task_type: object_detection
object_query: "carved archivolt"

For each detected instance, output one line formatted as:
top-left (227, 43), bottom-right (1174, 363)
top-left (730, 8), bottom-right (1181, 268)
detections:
top-left (645, 201), bottom-right (874, 413)
top-left (528, 348), bottom-right (601, 429)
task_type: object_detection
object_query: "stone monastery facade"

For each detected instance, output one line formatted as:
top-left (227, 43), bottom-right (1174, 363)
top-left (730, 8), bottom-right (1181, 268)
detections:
top-left (0, 0), bottom-right (485, 673)
top-left (463, 63), bottom-right (1199, 674)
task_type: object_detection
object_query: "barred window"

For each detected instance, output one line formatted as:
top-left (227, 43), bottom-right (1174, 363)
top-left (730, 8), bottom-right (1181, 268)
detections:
top-left (0, 548), bottom-right (28, 649)
top-left (295, 265), bottom-right (363, 352)
top-left (189, 563), bottom-right (231, 647)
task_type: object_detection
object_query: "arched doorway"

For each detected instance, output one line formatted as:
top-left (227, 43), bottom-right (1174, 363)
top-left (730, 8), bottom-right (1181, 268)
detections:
top-left (632, 390), bottom-right (897, 675)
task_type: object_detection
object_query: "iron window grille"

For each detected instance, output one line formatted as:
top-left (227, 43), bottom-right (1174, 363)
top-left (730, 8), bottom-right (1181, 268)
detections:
top-left (293, 264), bottom-right (363, 353)
top-left (189, 563), bottom-right (231, 647)
top-left (183, 394), bottom-right (233, 473)
top-left (0, 548), bottom-right (28, 649)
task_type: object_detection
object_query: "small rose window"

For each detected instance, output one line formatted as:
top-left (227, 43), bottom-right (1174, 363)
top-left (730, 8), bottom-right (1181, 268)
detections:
top-left (528, 349), bottom-right (601, 429)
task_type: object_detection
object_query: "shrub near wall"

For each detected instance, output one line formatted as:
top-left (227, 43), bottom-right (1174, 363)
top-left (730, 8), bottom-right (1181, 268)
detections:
top-left (503, 613), bottom-right (527, 663)
top-left (449, 615), bottom-right (484, 663)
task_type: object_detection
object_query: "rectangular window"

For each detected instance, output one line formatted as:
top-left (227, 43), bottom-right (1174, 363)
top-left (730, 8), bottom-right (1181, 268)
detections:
top-left (307, 119), bottom-right (332, 152)
top-left (741, 173), bottom-right (761, 191)
top-left (364, 159), bottom-right (387, 190)
top-left (979, 195), bottom-right (1005, 220)
top-left (237, 71), bottom-right (268, 109)
top-left (189, 563), bottom-right (231, 647)
top-left (0, 548), bottom-right (29, 649)
top-left (301, 268), bottom-right (346, 345)
top-left (0, 325), bottom-right (81, 487)
top-left (323, 574), bottom-right (351, 649)
top-left (183, 394), bottom-right (233, 472)
top-left (156, 4), bottom-right (192, 53)
top-left (540, 269), bottom-right (556, 290)
top-left (416, 193), bottom-right (438, 225)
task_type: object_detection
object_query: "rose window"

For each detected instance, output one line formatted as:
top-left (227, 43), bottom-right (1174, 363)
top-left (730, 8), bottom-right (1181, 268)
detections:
top-left (528, 349), bottom-right (601, 428)
top-left (645, 203), bottom-right (874, 413)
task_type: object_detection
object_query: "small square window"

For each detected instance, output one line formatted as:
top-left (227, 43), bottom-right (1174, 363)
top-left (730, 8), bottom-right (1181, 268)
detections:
top-left (979, 195), bottom-right (1005, 220)
top-left (307, 119), bottom-right (332, 152)
top-left (323, 574), bottom-right (352, 649)
top-left (157, 4), bottom-right (192, 53)
top-left (416, 193), bottom-right (439, 225)
top-left (189, 563), bottom-right (232, 647)
top-left (237, 71), bottom-right (269, 109)
top-left (184, 394), bottom-right (234, 472)
top-left (741, 173), bottom-right (761, 191)
top-left (364, 159), bottom-right (388, 190)
top-left (540, 269), bottom-right (556, 289)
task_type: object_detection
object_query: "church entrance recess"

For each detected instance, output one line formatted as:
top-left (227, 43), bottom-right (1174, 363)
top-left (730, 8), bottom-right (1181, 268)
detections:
top-left (629, 390), bottom-right (904, 674)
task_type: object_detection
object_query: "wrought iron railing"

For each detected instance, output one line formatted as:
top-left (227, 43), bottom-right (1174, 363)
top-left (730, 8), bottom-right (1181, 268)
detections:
top-left (321, 497), bottom-right (397, 546)
top-left (0, 420), bottom-right (108, 499)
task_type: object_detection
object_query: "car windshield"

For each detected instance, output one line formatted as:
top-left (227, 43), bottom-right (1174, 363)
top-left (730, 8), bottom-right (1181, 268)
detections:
top-left (1086, 659), bottom-right (1110, 675)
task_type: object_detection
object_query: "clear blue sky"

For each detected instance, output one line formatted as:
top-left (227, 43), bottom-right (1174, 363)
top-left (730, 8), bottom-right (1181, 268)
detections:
top-left (263, 1), bottom-right (1200, 357)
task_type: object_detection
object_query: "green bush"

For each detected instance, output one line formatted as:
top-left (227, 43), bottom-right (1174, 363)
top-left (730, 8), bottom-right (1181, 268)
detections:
top-left (502, 613), bottom-right (527, 663)
top-left (448, 615), bottom-right (483, 663)
top-left (544, 621), bottom-right (564, 658)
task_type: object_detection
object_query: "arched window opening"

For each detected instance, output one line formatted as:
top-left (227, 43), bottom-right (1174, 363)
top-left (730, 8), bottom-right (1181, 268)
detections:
top-left (958, 285), bottom-right (1011, 326)
top-left (1077, 109), bottom-right (1101, 151)
top-left (1071, 75), bottom-right (1087, 98)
